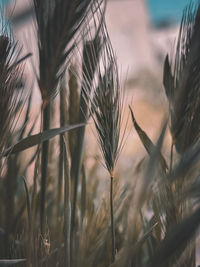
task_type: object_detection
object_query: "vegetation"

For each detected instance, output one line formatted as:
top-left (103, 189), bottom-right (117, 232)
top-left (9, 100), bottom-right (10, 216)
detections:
top-left (0, 0), bottom-right (200, 266)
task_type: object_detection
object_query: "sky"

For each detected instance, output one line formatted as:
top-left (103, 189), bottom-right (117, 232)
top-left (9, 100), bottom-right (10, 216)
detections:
top-left (0, 0), bottom-right (193, 23)
top-left (147, 0), bottom-right (192, 25)
top-left (1, 0), bottom-right (11, 4)
top-left (0, 0), bottom-right (195, 27)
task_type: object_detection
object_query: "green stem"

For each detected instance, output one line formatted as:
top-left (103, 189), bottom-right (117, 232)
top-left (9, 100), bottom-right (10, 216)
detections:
top-left (63, 136), bottom-right (71, 267)
top-left (80, 164), bottom-right (86, 229)
top-left (110, 176), bottom-right (115, 263)
top-left (40, 104), bottom-right (50, 236)
top-left (58, 77), bottom-right (67, 217)
top-left (57, 135), bottom-right (63, 216)
top-left (70, 88), bottom-right (87, 241)
top-left (70, 124), bottom-right (85, 236)
top-left (170, 143), bottom-right (174, 174)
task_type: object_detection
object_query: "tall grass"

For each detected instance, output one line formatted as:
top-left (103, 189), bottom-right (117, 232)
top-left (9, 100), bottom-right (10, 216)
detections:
top-left (1, 1), bottom-right (200, 267)
top-left (82, 24), bottom-right (125, 262)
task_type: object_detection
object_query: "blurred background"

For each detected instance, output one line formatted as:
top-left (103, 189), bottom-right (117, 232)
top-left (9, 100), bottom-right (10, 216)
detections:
top-left (1, 0), bottom-right (189, 101)
top-left (3, 0), bottom-right (190, 90)
top-left (1, 0), bottom-right (192, 175)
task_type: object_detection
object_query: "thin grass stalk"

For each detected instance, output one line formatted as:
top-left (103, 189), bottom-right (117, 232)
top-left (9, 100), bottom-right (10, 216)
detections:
top-left (40, 104), bottom-right (50, 236)
top-left (110, 176), bottom-right (115, 263)
top-left (71, 36), bottom-right (102, 239)
top-left (170, 143), bottom-right (174, 173)
top-left (63, 136), bottom-right (71, 267)
top-left (80, 164), bottom-right (86, 229)
top-left (58, 123), bottom-right (64, 216)
top-left (31, 145), bottom-right (41, 217)
top-left (68, 65), bottom-right (80, 240)
top-left (57, 77), bottom-right (68, 217)
top-left (31, 146), bottom-right (41, 266)
top-left (5, 155), bottom-right (18, 254)
top-left (22, 176), bottom-right (32, 265)
top-left (22, 177), bottom-right (31, 232)
top-left (19, 89), bottom-right (33, 140)
top-left (70, 117), bottom-right (85, 241)
top-left (68, 64), bottom-right (80, 158)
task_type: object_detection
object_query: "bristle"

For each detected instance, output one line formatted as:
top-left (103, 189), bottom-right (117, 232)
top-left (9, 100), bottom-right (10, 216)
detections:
top-left (90, 46), bottom-right (122, 175)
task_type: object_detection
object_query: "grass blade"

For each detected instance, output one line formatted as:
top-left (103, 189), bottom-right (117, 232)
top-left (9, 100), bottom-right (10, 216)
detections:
top-left (129, 106), bottom-right (168, 172)
top-left (2, 123), bottom-right (85, 156)
top-left (0, 259), bottom-right (26, 266)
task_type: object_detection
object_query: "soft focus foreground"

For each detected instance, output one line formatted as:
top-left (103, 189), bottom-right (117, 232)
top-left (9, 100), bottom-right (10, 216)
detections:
top-left (0, 0), bottom-right (200, 267)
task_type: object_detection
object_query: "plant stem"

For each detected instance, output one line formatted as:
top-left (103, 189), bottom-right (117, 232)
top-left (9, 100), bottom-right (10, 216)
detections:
top-left (70, 123), bottom-right (85, 235)
top-left (57, 82), bottom-right (66, 217)
top-left (63, 136), bottom-right (71, 267)
top-left (110, 176), bottom-right (115, 263)
top-left (40, 104), bottom-right (50, 236)
top-left (80, 164), bottom-right (86, 229)
top-left (57, 135), bottom-right (63, 215)
top-left (70, 87), bottom-right (87, 241)
top-left (170, 143), bottom-right (174, 174)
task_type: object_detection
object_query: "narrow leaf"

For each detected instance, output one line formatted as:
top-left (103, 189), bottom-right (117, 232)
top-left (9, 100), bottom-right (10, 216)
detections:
top-left (0, 259), bottom-right (26, 266)
top-left (129, 106), bottom-right (168, 172)
top-left (2, 123), bottom-right (85, 156)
